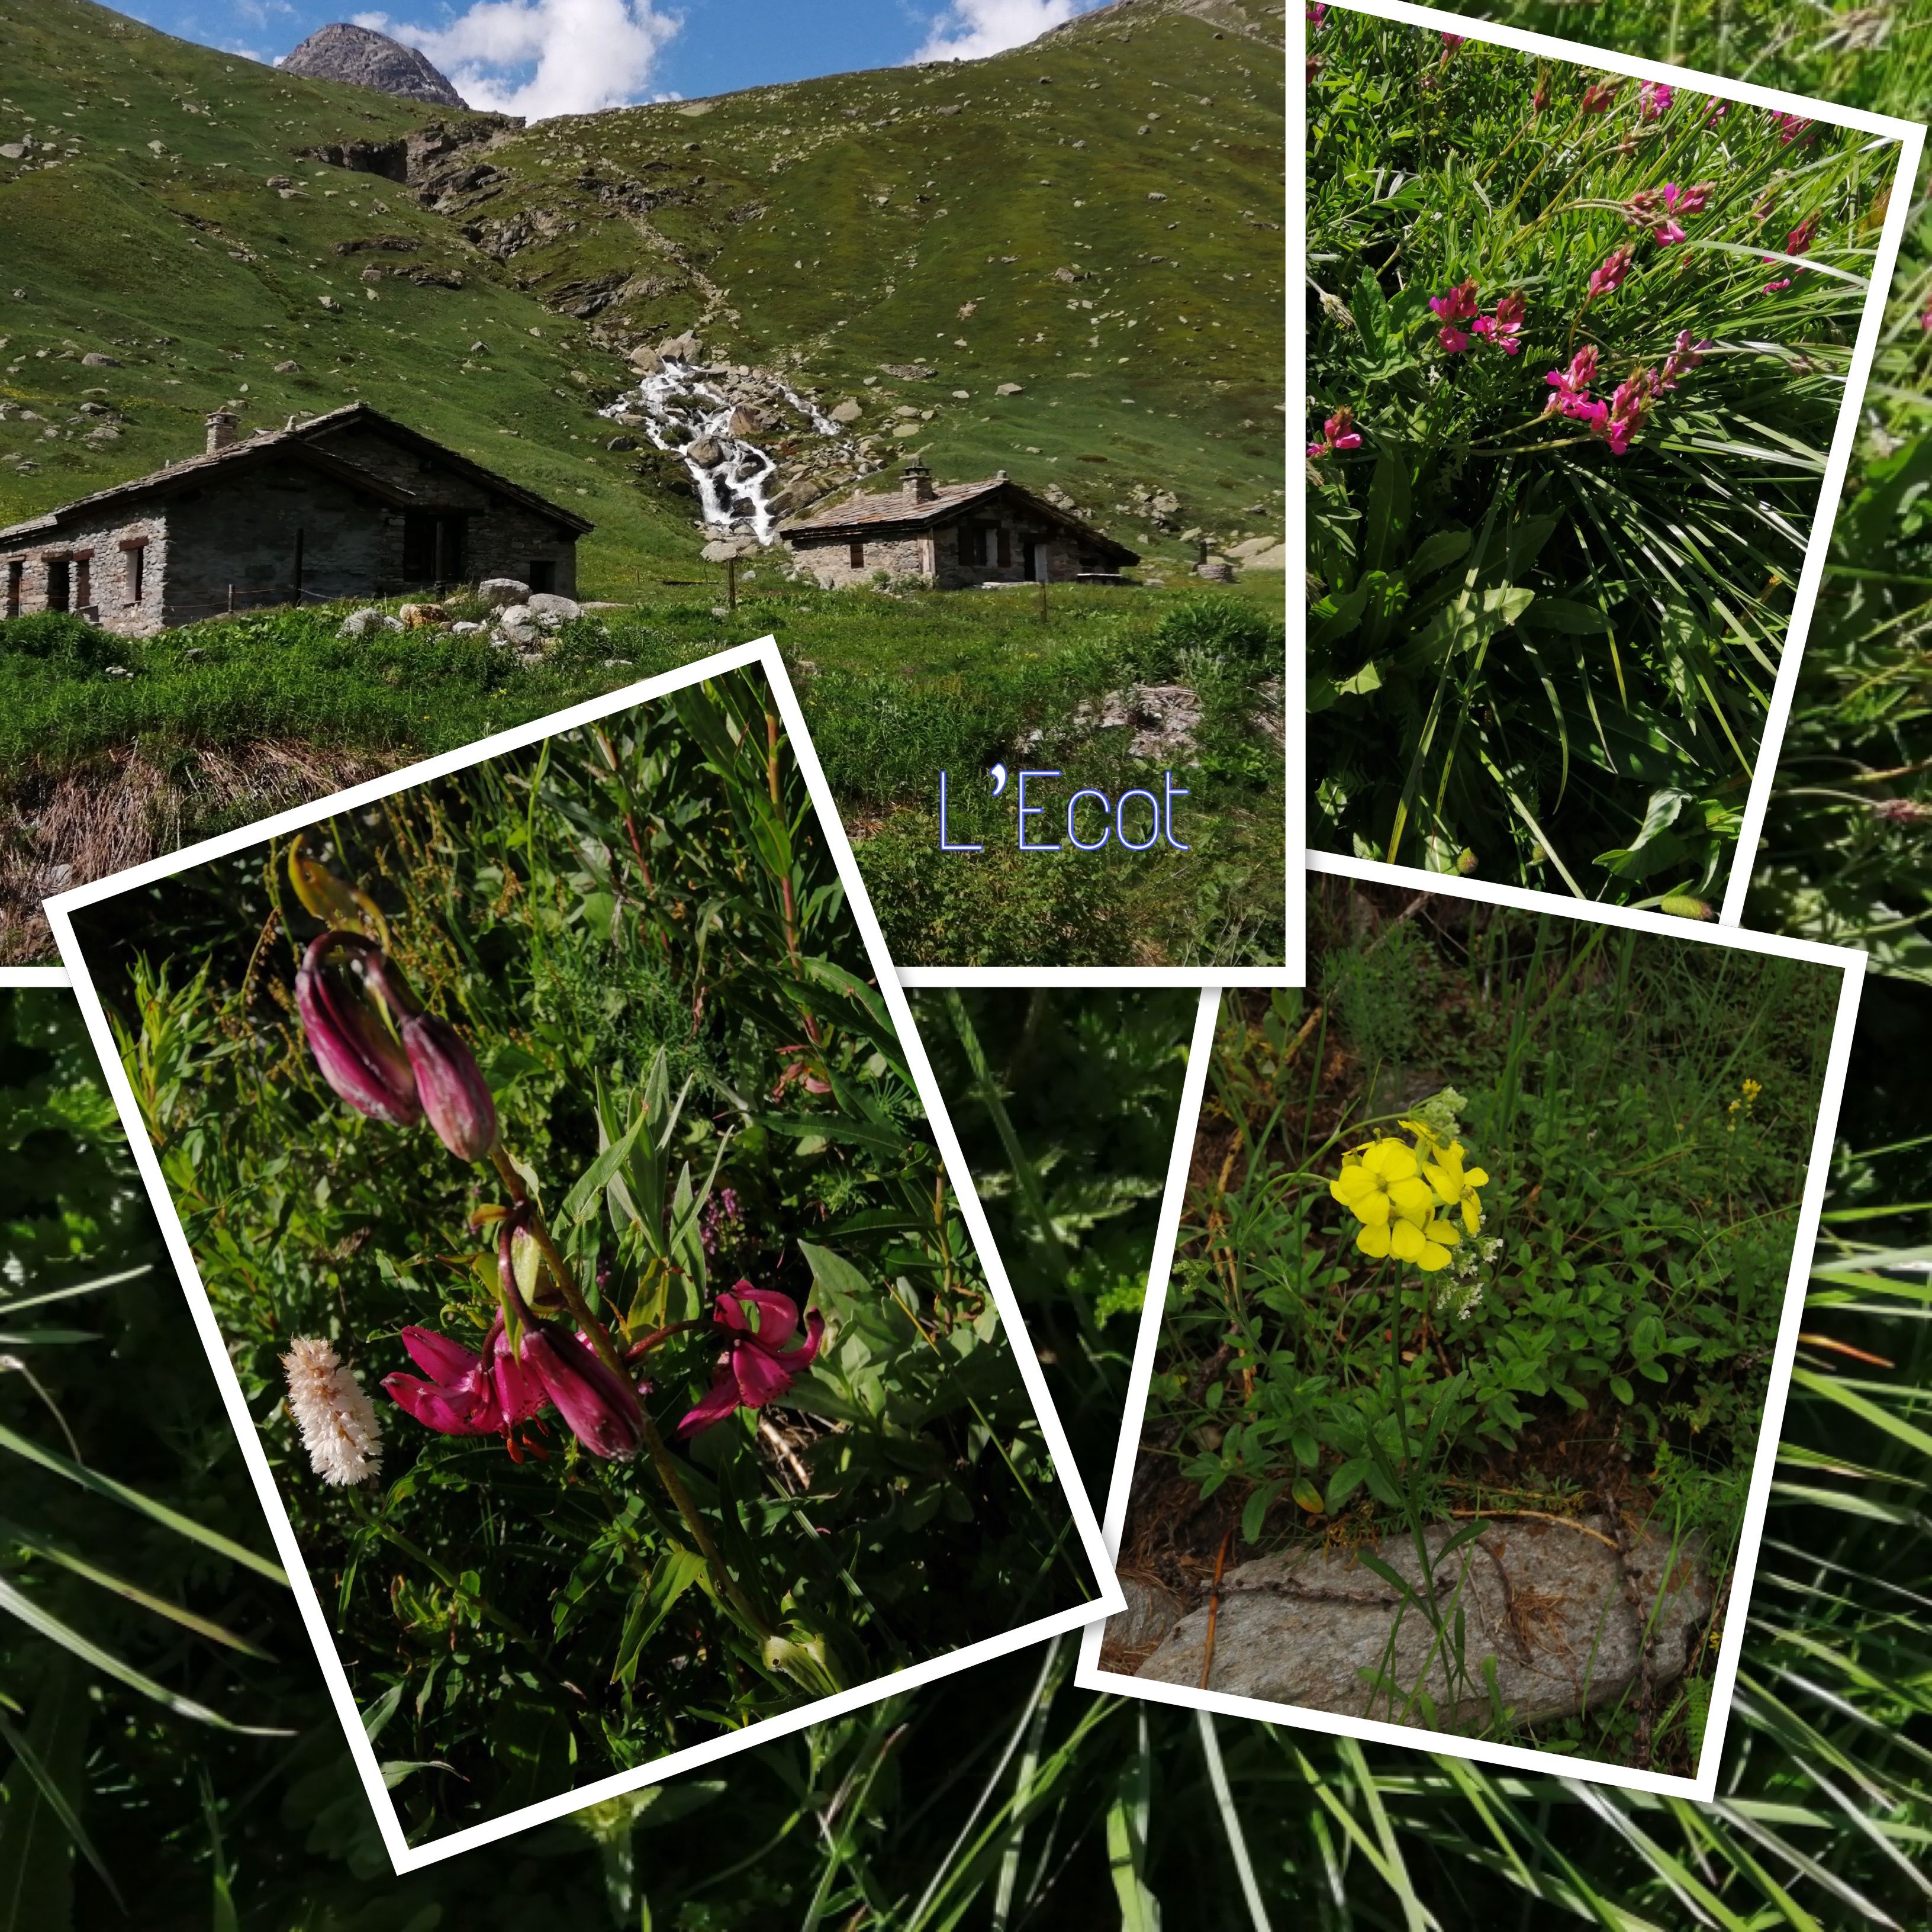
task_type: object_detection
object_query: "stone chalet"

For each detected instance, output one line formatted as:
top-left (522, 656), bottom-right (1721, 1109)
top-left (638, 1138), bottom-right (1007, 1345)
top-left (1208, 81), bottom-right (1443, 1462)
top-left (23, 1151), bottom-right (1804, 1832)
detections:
top-left (0, 404), bottom-right (592, 637)
top-left (780, 462), bottom-right (1138, 590)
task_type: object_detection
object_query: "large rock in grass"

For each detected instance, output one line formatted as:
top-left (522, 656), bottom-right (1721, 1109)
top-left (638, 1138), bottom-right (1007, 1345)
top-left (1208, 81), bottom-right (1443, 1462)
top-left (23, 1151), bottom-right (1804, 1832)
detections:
top-left (279, 24), bottom-right (468, 110)
top-left (338, 606), bottom-right (402, 637)
top-left (477, 578), bottom-right (529, 609)
top-left (1131, 1514), bottom-right (1711, 1731)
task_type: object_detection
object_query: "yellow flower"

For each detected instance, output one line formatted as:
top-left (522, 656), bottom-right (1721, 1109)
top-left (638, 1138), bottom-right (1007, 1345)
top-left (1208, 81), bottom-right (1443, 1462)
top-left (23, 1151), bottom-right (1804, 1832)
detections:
top-left (1741, 1078), bottom-right (1762, 1106)
top-left (1416, 1132), bottom-right (1489, 1237)
top-left (1331, 1137), bottom-right (1461, 1271)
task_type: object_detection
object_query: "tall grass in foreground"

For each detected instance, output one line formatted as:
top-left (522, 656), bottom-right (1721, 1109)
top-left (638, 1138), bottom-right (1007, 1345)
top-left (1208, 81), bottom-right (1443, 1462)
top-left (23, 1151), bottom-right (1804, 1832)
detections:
top-left (9, 981), bottom-right (1932, 1923)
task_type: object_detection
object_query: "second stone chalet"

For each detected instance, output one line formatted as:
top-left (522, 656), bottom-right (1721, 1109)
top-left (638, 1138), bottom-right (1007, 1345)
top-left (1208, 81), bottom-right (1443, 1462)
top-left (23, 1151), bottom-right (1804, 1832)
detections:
top-left (780, 462), bottom-right (1139, 590)
top-left (0, 404), bottom-right (593, 637)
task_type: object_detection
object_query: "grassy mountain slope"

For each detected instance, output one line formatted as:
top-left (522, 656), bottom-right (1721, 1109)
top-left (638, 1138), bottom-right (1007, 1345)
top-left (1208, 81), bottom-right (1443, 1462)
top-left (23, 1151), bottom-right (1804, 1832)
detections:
top-left (0, 0), bottom-right (1283, 589)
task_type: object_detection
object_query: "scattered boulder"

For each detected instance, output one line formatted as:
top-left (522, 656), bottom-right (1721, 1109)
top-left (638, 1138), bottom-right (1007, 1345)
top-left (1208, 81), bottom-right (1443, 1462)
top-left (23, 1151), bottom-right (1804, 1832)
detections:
top-left (1231, 535), bottom-right (1287, 570)
top-left (1110, 1577), bottom-right (1183, 1656)
top-left (1148, 191), bottom-right (1169, 202)
top-left (318, 295), bottom-right (341, 312)
top-left (337, 606), bottom-right (405, 637)
top-left (829, 397), bottom-right (864, 424)
top-left (1195, 558), bottom-right (1235, 582)
top-left (658, 331), bottom-right (703, 361)
top-left (266, 174), bottom-right (292, 188)
top-left (398, 602), bottom-right (448, 629)
top-left (880, 362), bottom-right (935, 381)
top-left (104, 665), bottom-right (134, 680)
top-left (495, 604), bottom-right (541, 646)
top-left (450, 620), bottom-right (485, 635)
top-left (476, 578), bottom-right (529, 608)
top-left (996, 382), bottom-right (1025, 397)
top-left (526, 592), bottom-right (582, 626)
top-left (727, 404), bottom-right (765, 437)
top-left (468, 340), bottom-right (490, 355)
top-left (629, 344), bottom-right (664, 374)
top-left (606, 434), bottom-right (638, 452)
top-left (80, 352), bottom-right (120, 368)
top-left (685, 437), bottom-right (724, 468)
top-left (273, 359), bottom-right (301, 373)
top-left (1051, 267), bottom-right (1085, 284)
top-left (1133, 1515), bottom-right (1712, 1733)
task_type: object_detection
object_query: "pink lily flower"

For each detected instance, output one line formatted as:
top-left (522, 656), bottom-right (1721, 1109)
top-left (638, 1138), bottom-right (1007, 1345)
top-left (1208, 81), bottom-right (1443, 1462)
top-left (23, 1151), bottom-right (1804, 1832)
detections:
top-left (1588, 247), bottom-right (1634, 299)
top-left (384, 1315), bottom-right (546, 1437)
top-left (676, 1284), bottom-right (825, 1439)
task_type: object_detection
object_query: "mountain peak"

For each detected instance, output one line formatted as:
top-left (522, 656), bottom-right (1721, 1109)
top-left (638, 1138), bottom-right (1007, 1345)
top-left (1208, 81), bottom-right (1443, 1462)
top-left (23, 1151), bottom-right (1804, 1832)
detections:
top-left (279, 22), bottom-right (468, 111)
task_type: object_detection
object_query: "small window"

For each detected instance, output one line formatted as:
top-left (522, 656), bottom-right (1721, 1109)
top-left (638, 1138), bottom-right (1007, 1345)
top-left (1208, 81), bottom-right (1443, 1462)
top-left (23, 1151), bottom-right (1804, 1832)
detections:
top-left (5, 561), bottom-right (20, 619)
top-left (46, 559), bottom-right (70, 613)
top-left (848, 539), bottom-right (865, 571)
top-left (958, 524), bottom-right (986, 567)
top-left (529, 558), bottom-right (557, 593)
top-left (128, 546), bottom-right (146, 604)
top-left (996, 525), bottom-right (1012, 569)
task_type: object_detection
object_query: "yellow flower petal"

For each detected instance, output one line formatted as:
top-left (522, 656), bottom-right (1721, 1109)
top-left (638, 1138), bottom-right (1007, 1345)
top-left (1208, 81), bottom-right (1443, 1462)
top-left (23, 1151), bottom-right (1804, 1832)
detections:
top-left (1416, 1239), bottom-right (1451, 1271)
top-left (1331, 1170), bottom-right (1375, 1208)
top-left (1424, 1219), bottom-right (1460, 1247)
top-left (1387, 1176), bottom-right (1435, 1226)
top-left (1465, 1167), bottom-right (1488, 1189)
top-left (1356, 1222), bottom-right (1392, 1258)
top-left (1460, 1197), bottom-right (1480, 1235)
top-left (1354, 1190), bottom-right (1392, 1227)
top-left (1363, 1141), bottom-right (1419, 1183)
top-left (1388, 1219), bottom-right (1426, 1262)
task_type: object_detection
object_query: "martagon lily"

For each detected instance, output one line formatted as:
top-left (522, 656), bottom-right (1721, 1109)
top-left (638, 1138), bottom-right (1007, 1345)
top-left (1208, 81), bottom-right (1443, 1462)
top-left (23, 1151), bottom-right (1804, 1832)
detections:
top-left (677, 1284), bottom-right (825, 1438)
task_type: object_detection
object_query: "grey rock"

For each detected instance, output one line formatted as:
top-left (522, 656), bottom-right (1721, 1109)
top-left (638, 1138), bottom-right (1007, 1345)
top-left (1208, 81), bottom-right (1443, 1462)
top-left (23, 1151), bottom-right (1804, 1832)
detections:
top-left (1136, 1515), bottom-right (1712, 1733)
top-left (606, 434), bottom-right (637, 452)
top-left (685, 437), bottom-right (724, 468)
top-left (495, 604), bottom-right (540, 646)
top-left (0, 146), bottom-right (27, 162)
top-left (829, 397), bottom-right (864, 424)
top-left (279, 23), bottom-right (468, 110)
top-left (526, 592), bottom-right (581, 624)
top-left (104, 665), bottom-right (134, 679)
top-left (880, 362), bottom-right (935, 380)
top-left (273, 359), bottom-right (301, 373)
top-left (337, 606), bottom-right (401, 638)
top-left (628, 345), bottom-right (664, 374)
top-left (1107, 1577), bottom-right (1183, 1654)
top-left (996, 382), bottom-right (1024, 397)
top-left (1194, 558), bottom-right (1235, 582)
top-left (450, 620), bottom-right (484, 635)
top-left (476, 578), bottom-right (529, 608)
top-left (266, 175), bottom-right (292, 188)
top-left (80, 352), bottom-right (120, 367)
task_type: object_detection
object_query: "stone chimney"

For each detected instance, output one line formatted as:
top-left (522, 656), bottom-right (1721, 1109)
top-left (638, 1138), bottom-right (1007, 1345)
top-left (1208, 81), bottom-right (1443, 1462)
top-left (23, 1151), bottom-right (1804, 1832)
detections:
top-left (902, 458), bottom-right (936, 504)
top-left (205, 409), bottom-right (239, 454)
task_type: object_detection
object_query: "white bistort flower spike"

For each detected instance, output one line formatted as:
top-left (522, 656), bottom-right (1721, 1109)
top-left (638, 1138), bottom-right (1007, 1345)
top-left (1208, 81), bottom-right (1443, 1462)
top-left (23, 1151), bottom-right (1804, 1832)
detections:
top-left (282, 1337), bottom-right (384, 1485)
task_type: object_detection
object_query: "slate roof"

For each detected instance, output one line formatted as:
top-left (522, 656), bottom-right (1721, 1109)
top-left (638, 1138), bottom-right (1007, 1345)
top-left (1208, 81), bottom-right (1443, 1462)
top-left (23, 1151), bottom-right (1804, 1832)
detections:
top-left (0, 404), bottom-right (593, 545)
top-left (781, 474), bottom-right (1139, 562)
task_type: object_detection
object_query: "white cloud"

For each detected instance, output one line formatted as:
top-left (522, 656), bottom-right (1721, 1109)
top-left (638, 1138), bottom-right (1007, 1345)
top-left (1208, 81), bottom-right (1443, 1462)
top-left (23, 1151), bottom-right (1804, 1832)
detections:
top-left (910, 0), bottom-right (1085, 64)
top-left (356, 0), bottom-right (680, 120)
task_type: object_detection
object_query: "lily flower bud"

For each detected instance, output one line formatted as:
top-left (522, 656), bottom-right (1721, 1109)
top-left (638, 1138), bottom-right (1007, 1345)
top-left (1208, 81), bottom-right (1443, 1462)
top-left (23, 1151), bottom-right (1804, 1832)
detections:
top-left (401, 1011), bottom-right (499, 1162)
top-left (294, 934), bottom-right (421, 1127)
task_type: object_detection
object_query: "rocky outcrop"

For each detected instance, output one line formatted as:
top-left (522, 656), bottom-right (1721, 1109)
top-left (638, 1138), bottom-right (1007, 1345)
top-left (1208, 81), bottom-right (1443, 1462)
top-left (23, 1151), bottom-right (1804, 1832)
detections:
top-left (280, 24), bottom-right (468, 110)
top-left (1126, 1514), bottom-right (1712, 1733)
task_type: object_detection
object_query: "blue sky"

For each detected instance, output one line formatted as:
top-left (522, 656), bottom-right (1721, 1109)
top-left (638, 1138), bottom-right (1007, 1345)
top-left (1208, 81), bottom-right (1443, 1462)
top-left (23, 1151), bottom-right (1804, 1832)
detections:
top-left (111, 0), bottom-right (1112, 118)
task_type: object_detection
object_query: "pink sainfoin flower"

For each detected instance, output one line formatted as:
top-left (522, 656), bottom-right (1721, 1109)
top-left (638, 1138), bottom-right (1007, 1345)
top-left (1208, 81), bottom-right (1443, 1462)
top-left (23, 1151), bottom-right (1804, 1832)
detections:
top-left (1707, 100), bottom-right (1728, 124)
top-left (1637, 80), bottom-right (1672, 119)
top-left (1441, 31), bottom-right (1465, 48)
top-left (1653, 220), bottom-right (1687, 247)
top-left (1773, 111), bottom-right (1814, 144)
top-left (1429, 279), bottom-right (1480, 351)
top-left (1580, 80), bottom-right (1619, 114)
top-left (1306, 2), bottom-right (1326, 24)
top-left (1544, 343), bottom-right (1599, 406)
top-left (1306, 404), bottom-right (1361, 458)
top-left (1662, 181), bottom-right (1711, 216)
top-left (1921, 303), bottom-right (1932, 331)
top-left (1658, 330), bottom-right (1714, 390)
top-left (1763, 214), bottom-right (1817, 294)
top-left (676, 1284), bottom-right (825, 1438)
top-left (1588, 247), bottom-right (1634, 299)
top-left (1530, 76), bottom-right (1550, 114)
top-left (1601, 370), bottom-right (1656, 455)
top-left (1470, 290), bottom-right (1527, 354)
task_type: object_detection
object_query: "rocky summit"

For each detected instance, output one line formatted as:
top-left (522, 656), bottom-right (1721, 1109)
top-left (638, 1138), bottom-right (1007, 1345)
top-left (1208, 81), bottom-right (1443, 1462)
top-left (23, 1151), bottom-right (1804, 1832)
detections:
top-left (279, 23), bottom-right (468, 111)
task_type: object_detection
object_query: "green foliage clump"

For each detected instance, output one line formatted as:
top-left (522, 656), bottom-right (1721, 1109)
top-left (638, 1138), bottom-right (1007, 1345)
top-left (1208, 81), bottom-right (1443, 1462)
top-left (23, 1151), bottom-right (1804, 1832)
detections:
top-left (1145, 883), bottom-right (1838, 1766)
top-left (1306, 11), bottom-right (1885, 899)
top-left (69, 666), bottom-right (1090, 1844)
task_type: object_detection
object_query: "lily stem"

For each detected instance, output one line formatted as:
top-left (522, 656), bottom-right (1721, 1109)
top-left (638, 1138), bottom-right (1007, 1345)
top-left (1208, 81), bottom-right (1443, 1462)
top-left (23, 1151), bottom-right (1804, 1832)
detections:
top-left (485, 1142), bottom-right (775, 1646)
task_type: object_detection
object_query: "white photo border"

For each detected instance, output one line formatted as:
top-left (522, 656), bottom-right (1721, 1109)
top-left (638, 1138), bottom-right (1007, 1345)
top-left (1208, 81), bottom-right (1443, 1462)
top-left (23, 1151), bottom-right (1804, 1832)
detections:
top-left (1074, 848), bottom-right (1869, 1802)
top-left (46, 634), bottom-right (1125, 1873)
top-left (1302, 0), bottom-right (1927, 935)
